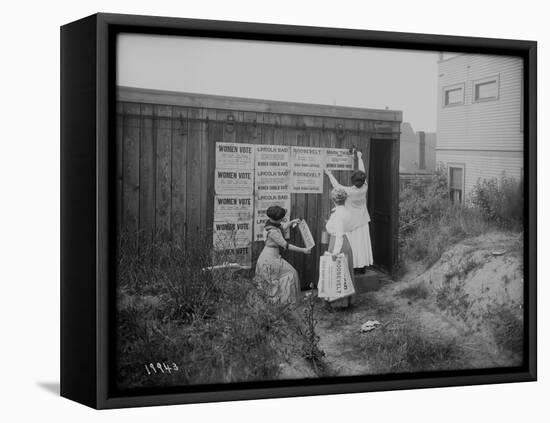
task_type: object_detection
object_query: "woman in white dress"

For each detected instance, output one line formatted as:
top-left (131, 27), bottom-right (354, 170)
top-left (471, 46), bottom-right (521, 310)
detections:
top-left (325, 150), bottom-right (373, 272)
top-left (325, 188), bottom-right (357, 308)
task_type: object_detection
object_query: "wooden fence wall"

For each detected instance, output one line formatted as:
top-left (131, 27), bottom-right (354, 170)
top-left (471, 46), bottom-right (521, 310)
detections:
top-left (116, 90), bottom-right (401, 286)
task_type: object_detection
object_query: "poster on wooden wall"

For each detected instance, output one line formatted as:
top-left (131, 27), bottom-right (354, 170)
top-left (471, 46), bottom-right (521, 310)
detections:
top-left (212, 220), bottom-right (253, 250)
top-left (254, 144), bottom-right (291, 193)
top-left (214, 195), bottom-right (254, 221)
top-left (211, 245), bottom-right (253, 269)
top-left (254, 168), bottom-right (291, 192)
top-left (215, 142), bottom-right (255, 169)
top-left (290, 169), bottom-right (324, 193)
top-left (254, 145), bottom-right (291, 168)
top-left (212, 195), bottom-right (254, 268)
top-left (325, 148), bottom-right (355, 171)
top-left (290, 146), bottom-right (325, 193)
top-left (214, 169), bottom-right (254, 195)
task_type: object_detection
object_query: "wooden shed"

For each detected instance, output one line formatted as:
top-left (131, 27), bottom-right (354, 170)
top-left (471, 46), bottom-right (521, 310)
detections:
top-left (116, 87), bottom-right (402, 284)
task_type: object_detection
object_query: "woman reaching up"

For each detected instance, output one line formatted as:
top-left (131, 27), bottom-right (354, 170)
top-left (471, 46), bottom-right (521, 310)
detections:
top-left (325, 150), bottom-right (373, 272)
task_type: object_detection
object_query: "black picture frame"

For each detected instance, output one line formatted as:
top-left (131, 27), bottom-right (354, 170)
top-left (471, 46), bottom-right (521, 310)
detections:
top-left (60, 12), bottom-right (537, 409)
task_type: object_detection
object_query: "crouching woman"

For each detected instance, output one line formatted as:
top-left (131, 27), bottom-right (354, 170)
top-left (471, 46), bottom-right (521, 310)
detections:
top-left (255, 206), bottom-right (312, 304)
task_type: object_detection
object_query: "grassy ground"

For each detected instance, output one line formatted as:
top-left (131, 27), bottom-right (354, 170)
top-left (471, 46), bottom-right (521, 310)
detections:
top-left (116, 238), bottom-right (324, 390)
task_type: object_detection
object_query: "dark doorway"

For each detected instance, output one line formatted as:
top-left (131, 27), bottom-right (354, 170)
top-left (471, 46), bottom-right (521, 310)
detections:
top-left (368, 139), bottom-right (395, 272)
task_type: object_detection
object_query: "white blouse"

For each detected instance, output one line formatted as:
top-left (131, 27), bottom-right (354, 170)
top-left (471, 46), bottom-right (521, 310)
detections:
top-left (325, 206), bottom-right (354, 254)
top-left (327, 174), bottom-right (370, 229)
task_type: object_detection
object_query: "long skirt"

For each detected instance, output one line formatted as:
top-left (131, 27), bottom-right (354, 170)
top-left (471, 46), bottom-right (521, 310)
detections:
top-left (327, 234), bottom-right (357, 307)
top-left (347, 223), bottom-right (374, 268)
top-left (255, 250), bottom-right (301, 304)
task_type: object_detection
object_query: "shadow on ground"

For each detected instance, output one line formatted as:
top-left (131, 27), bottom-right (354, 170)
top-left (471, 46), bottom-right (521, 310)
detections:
top-left (36, 382), bottom-right (60, 396)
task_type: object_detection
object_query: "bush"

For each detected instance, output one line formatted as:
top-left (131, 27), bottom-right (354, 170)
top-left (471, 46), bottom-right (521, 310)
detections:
top-left (399, 169), bottom-right (490, 266)
top-left (399, 168), bottom-right (522, 267)
top-left (399, 166), bottom-right (449, 238)
top-left (116, 236), bottom-right (304, 389)
top-left (471, 174), bottom-right (523, 229)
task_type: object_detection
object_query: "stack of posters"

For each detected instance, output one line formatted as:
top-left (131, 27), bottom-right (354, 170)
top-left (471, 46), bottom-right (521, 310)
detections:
top-left (253, 145), bottom-right (291, 241)
top-left (213, 142), bottom-right (255, 268)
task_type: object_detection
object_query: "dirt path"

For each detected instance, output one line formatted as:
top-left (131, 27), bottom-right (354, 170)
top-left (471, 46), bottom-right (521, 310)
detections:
top-left (314, 288), bottom-right (508, 376)
top-left (313, 232), bottom-right (523, 376)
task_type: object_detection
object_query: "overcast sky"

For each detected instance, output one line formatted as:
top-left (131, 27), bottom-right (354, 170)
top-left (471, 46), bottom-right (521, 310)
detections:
top-left (118, 34), bottom-right (441, 132)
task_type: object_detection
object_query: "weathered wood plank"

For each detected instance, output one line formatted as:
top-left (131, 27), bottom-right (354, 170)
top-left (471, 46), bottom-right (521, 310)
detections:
top-left (306, 115), bottom-right (324, 285)
top-left (171, 106), bottom-right (188, 245)
top-left (154, 105), bottom-right (172, 242)
top-left (186, 107), bottom-right (203, 245)
top-left (121, 102), bottom-right (140, 241)
top-left (139, 104), bottom-right (155, 245)
top-left (204, 108), bottom-right (222, 248)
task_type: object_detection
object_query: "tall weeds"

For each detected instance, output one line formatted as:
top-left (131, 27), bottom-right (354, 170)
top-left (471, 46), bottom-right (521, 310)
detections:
top-left (116, 236), bottom-right (302, 389)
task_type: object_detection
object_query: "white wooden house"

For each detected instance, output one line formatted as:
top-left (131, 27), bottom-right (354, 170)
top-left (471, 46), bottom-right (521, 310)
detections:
top-left (436, 54), bottom-right (524, 202)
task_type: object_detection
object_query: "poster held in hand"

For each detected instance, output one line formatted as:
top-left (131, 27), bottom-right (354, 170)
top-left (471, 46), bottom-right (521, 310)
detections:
top-left (317, 253), bottom-right (355, 301)
top-left (298, 220), bottom-right (315, 249)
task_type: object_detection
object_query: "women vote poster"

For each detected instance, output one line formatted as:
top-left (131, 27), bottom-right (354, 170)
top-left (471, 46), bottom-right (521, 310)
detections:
top-left (213, 142), bottom-right (255, 268)
top-left (213, 195), bottom-right (254, 252)
top-left (215, 142), bottom-right (255, 195)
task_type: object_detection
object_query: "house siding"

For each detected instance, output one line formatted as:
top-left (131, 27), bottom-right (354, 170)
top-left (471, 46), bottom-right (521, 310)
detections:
top-left (437, 150), bottom-right (523, 198)
top-left (437, 54), bottom-right (523, 152)
top-left (436, 54), bottom-right (524, 200)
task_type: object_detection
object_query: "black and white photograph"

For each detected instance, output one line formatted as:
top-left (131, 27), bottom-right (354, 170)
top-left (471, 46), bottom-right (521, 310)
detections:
top-left (114, 33), bottom-right (526, 392)
top-left (4, 0), bottom-right (549, 419)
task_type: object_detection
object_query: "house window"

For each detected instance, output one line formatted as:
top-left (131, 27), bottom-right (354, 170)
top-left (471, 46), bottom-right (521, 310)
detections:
top-left (448, 165), bottom-right (465, 203)
top-left (443, 84), bottom-right (464, 106)
top-left (473, 75), bottom-right (499, 102)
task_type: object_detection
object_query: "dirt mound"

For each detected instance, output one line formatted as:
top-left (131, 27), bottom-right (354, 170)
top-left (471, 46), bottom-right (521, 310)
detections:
top-left (407, 231), bottom-right (523, 316)
top-left (309, 231), bottom-right (524, 378)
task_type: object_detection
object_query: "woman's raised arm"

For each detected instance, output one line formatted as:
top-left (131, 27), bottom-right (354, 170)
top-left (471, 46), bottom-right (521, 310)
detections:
top-left (325, 169), bottom-right (343, 189)
top-left (357, 150), bottom-right (366, 173)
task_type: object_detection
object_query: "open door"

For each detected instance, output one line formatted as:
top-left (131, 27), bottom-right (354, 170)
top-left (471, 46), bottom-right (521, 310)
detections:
top-left (368, 139), bottom-right (396, 272)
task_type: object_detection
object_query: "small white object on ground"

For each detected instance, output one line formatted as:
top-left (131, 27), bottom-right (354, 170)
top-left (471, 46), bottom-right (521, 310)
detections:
top-left (360, 320), bottom-right (381, 332)
top-left (201, 263), bottom-right (244, 272)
